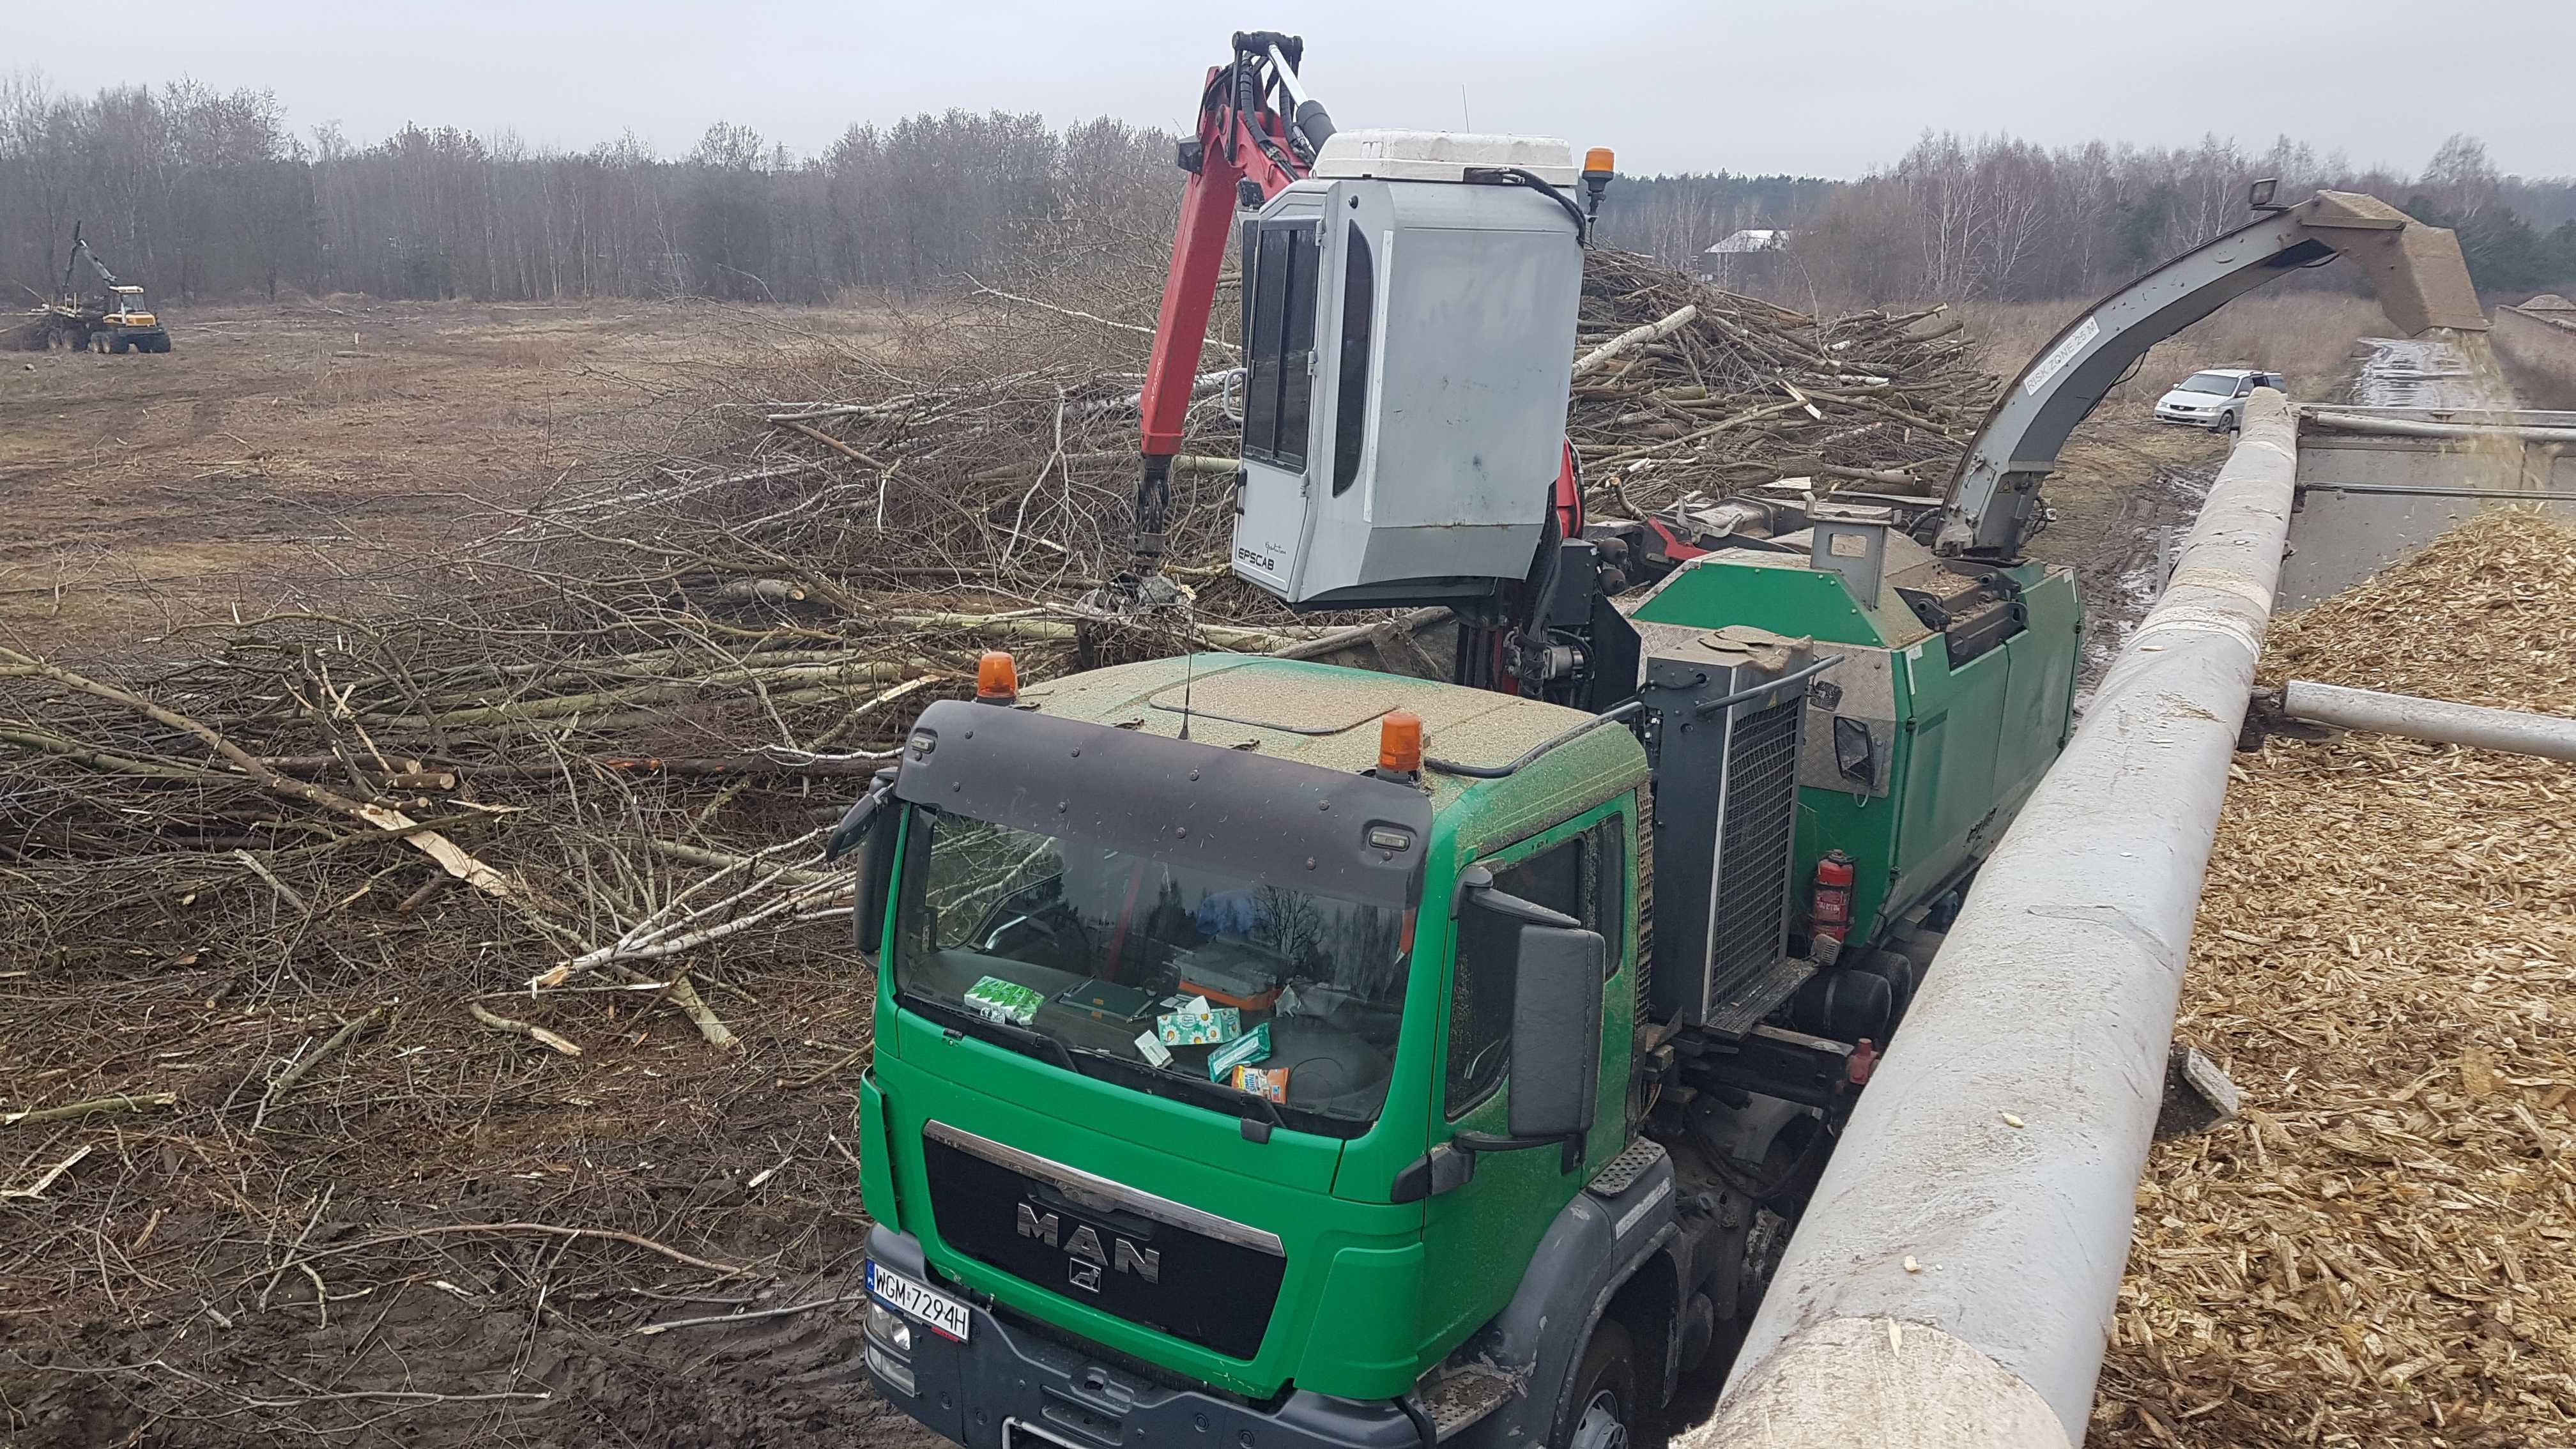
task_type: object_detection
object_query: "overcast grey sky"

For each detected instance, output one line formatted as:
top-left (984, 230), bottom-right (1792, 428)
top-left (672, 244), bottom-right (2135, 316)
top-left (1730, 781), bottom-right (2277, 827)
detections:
top-left (24, 0), bottom-right (2575, 180)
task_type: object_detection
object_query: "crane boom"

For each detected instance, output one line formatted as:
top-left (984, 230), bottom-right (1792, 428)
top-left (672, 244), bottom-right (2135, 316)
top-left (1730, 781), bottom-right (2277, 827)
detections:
top-left (62, 224), bottom-right (120, 295)
top-left (1123, 34), bottom-right (1331, 594)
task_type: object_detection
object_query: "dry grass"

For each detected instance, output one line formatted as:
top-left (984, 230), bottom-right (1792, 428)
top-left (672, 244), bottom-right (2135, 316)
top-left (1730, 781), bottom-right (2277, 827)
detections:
top-left (2092, 510), bottom-right (2576, 1447)
top-left (0, 298), bottom-right (765, 655)
top-left (1961, 291), bottom-right (2394, 410)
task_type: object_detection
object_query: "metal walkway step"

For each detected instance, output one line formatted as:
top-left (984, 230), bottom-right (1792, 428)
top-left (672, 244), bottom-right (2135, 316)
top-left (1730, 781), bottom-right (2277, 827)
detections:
top-left (1586, 1136), bottom-right (1667, 1198)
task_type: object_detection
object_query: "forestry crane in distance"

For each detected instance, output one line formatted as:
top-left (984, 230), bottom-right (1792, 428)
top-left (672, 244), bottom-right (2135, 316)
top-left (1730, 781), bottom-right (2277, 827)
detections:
top-left (42, 224), bottom-right (172, 355)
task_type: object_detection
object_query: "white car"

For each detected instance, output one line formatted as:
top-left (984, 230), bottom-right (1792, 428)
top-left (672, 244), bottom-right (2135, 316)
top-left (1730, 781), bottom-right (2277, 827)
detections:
top-left (2152, 368), bottom-right (2287, 431)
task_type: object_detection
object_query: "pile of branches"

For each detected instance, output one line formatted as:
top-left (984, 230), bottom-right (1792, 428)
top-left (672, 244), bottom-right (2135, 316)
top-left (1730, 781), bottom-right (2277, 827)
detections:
top-left (1568, 250), bottom-right (1988, 511)
top-left (0, 242), bottom-right (2014, 1433)
top-left (0, 317), bottom-right (1319, 1066)
top-left (0, 245), bottom-right (1996, 1057)
top-left (464, 247), bottom-right (1997, 654)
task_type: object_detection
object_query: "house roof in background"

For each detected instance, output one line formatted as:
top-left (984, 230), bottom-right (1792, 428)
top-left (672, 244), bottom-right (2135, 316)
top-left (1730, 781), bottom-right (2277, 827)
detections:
top-left (1701, 229), bottom-right (1792, 255)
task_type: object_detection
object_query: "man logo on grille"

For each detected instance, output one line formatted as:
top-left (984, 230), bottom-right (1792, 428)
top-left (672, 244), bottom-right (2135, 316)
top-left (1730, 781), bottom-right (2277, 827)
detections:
top-left (1016, 1202), bottom-right (1162, 1284)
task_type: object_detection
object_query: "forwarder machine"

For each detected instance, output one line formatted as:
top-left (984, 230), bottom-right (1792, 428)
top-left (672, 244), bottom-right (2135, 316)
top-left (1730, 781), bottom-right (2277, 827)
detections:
top-left (38, 224), bottom-right (172, 354)
top-left (831, 36), bottom-right (2485, 1449)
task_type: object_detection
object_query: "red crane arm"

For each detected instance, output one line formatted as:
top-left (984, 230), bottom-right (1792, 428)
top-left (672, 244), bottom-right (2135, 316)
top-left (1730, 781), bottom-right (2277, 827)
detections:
top-left (1112, 36), bottom-right (1321, 592)
top-left (1138, 72), bottom-right (1303, 462)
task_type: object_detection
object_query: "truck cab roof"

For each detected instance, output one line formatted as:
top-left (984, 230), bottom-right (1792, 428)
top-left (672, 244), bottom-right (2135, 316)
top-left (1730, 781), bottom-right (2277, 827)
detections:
top-left (1015, 654), bottom-right (1646, 816)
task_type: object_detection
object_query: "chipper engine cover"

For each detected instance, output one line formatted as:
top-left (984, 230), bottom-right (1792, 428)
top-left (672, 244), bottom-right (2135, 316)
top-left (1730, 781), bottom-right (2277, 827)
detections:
top-left (1228, 130), bottom-right (1586, 607)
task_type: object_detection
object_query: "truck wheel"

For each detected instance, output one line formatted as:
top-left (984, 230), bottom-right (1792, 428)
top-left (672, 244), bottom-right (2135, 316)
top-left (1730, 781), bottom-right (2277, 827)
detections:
top-left (1853, 946), bottom-right (1918, 1025)
top-left (1553, 1321), bottom-right (1641, 1449)
top-left (110, 337), bottom-right (130, 355)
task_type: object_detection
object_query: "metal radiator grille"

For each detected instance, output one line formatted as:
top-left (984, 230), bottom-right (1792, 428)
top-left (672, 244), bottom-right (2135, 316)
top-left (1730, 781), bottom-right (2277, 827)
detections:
top-left (1708, 698), bottom-right (1804, 999)
top-left (1633, 782), bottom-right (1655, 1014)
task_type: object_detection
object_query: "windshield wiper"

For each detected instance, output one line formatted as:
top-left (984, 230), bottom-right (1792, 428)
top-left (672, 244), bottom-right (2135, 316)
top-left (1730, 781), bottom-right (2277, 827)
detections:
top-left (902, 992), bottom-right (1075, 1072)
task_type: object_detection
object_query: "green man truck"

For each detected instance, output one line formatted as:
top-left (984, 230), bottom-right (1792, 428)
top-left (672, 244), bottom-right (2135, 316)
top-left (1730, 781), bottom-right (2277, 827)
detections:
top-left (828, 33), bottom-right (2486, 1449)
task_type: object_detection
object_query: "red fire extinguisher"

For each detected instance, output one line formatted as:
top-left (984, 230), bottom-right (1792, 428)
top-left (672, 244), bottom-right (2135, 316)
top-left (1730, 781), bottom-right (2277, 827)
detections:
top-left (1809, 850), bottom-right (1855, 965)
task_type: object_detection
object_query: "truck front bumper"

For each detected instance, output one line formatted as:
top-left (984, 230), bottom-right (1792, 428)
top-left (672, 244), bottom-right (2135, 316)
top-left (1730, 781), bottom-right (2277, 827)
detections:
top-left (862, 1226), bottom-right (1420, 1449)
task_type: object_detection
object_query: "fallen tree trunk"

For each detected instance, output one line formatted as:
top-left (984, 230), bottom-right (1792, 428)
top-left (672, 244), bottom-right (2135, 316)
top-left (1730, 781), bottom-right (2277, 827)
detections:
top-left (360, 658), bottom-right (931, 730)
top-left (3, 1092), bottom-right (180, 1128)
top-left (966, 452), bottom-right (1241, 484)
top-left (0, 646), bottom-right (527, 905)
top-left (1573, 305), bottom-right (1700, 379)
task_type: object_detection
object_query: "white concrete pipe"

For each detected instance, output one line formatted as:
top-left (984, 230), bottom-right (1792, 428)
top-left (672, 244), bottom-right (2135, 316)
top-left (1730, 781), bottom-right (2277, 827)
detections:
top-left (2283, 679), bottom-right (2576, 762)
top-left (2301, 408), bottom-right (2576, 444)
top-left (1695, 390), bottom-right (2301, 1448)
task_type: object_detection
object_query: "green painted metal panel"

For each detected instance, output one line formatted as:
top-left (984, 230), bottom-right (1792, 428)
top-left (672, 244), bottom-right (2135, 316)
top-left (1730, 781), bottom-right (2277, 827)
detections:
top-left (1998, 564), bottom-right (2085, 790)
top-left (1629, 550), bottom-right (1908, 647)
top-left (859, 1071), bottom-right (901, 1232)
top-left (1416, 794), bottom-right (1637, 1362)
top-left (1630, 553), bottom-right (2080, 946)
top-left (871, 1008), bottom-right (1427, 1398)
top-left (1307, 1241), bottom-right (1430, 1383)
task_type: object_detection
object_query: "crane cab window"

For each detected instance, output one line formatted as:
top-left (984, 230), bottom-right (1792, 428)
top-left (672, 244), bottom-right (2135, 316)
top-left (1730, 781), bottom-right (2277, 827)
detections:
top-left (1240, 218), bottom-right (1320, 471)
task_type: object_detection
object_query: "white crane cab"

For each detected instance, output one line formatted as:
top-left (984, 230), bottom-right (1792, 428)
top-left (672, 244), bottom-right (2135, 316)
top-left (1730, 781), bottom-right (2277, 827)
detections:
top-left (1228, 130), bottom-right (1587, 608)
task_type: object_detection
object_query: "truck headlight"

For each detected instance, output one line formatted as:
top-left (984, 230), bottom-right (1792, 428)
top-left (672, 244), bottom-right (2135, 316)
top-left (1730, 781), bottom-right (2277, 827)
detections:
top-left (866, 1341), bottom-right (918, 1395)
top-left (866, 1300), bottom-right (913, 1355)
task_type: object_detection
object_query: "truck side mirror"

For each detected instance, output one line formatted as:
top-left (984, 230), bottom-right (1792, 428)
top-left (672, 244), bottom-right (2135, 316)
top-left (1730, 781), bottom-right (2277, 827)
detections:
top-left (1455, 883), bottom-right (1604, 1171)
top-left (829, 769), bottom-right (901, 956)
top-left (1506, 921), bottom-right (1604, 1144)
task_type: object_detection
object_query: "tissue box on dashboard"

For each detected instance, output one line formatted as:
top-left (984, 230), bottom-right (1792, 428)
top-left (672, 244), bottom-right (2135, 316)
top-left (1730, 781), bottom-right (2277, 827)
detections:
top-left (963, 976), bottom-right (1045, 1027)
top-left (1154, 997), bottom-right (1241, 1046)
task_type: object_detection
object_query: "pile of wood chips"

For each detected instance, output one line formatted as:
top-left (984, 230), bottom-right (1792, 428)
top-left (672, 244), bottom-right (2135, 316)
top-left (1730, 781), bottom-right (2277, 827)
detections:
top-left (2094, 509), bottom-right (2576, 1447)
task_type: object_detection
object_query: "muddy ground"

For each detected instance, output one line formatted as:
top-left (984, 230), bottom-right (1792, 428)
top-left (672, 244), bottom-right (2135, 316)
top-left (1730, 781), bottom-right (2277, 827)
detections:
top-left (2025, 418), bottom-right (2226, 690)
top-left (0, 297), bottom-right (949, 1449)
top-left (1, 302), bottom-right (2242, 1448)
top-left (0, 298), bottom-right (892, 657)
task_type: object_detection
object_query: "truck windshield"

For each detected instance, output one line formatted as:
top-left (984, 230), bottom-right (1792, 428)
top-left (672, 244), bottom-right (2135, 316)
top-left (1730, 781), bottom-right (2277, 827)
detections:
top-left (890, 807), bottom-right (1411, 1135)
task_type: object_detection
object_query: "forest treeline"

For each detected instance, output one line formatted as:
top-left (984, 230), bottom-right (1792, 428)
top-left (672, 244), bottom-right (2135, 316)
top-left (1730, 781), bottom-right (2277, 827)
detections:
top-left (0, 78), bottom-right (1174, 305)
top-left (1785, 132), bottom-right (2576, 306)
top-left (4, 75), bottom-right (2572, 309)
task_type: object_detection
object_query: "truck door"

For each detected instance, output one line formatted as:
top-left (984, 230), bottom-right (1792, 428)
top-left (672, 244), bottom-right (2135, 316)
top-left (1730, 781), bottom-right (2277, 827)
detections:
top-left (1416, 803), bottom-right (1632, 1353)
